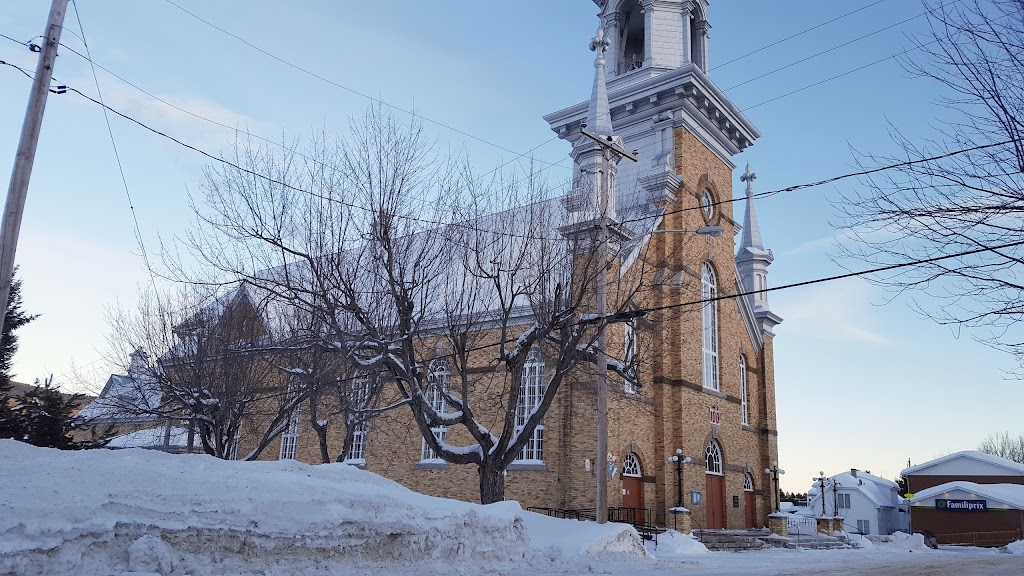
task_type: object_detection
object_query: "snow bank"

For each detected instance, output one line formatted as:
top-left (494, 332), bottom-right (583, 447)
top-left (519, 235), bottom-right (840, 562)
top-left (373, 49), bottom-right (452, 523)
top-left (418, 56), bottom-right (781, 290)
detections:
top-left (1007, 540), bottom-right (1024, 555)
top-left (886, 531), bottom-right (930, 551)
top-left (648, 530), bottom-right (709, 557)
top-left (514, 506), bottom-right (648, 560)
top-left (1, 440), bottom-right (528, 574)
top-left (0, 440), bottom-right (649, 575)
top-left (847, 533), bottom-right (873, 549)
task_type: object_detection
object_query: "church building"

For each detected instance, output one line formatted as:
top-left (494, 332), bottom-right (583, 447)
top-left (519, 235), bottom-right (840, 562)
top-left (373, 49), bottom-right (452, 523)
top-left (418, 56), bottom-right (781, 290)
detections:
top-left (342, 0), bottom-right (783, 530)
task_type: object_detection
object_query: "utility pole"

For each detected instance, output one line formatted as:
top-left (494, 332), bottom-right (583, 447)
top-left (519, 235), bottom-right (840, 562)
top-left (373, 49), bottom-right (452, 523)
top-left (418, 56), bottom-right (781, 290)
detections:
top-left (0, 0), bottom-right (68, 336)
top-left (580, 126), bottom-right (636, 524)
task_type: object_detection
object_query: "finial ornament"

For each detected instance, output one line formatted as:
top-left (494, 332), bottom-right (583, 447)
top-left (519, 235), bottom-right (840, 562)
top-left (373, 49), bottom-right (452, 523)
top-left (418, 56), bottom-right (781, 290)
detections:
top-left (740, 163), bottom-right (757, 197)
top-left (590, 25), bottom-right (610, 54)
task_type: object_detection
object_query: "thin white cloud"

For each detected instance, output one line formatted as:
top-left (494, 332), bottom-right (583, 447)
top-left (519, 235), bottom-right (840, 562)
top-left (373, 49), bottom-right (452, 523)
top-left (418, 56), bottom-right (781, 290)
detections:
top-left (773, 277), bottom-right (894, 346)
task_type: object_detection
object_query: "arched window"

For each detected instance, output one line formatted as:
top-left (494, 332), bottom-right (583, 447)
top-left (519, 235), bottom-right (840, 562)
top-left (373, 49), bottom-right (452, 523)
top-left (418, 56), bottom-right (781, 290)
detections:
top-left (739, 355), bottom-right (749, 425)
top-left (624, 320), bottom-right (638, 395)
top-left (744, 473), bottom-right (754, 492)
top-left (345, 372), bottom-right (372, 463)
top-left (421, 359), bottom-right (450, 462)
top-left (516, 347), bottom-right (546, 461)
top-left (701, 263), bottom-right (720, 391)
top-left (619, 0), bottom-right (645, 73)
top-left (690, 8), bottom-right (708, 71)
top-left (278, 380), bottom-right (302, 460)
top-left (622, 452), bottom-right (642, 477)
top-left (705, 439), bottom-right (723, 475)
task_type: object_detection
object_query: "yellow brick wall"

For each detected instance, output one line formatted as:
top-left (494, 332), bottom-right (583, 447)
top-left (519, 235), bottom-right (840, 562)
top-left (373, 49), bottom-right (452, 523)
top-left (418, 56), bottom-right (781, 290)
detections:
top-left (255, 125), bottom-right (779, 529)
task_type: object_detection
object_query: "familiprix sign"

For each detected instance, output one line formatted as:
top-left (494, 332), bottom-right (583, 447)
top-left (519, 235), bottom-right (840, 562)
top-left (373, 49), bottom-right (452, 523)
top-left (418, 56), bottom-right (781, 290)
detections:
top-left (936, 499), bottom-right (987, 512)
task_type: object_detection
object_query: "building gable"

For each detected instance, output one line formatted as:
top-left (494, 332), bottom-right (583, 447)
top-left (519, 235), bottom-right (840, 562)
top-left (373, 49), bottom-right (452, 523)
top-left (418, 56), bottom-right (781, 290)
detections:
top-left (903, 451), bottom-right (1024, 478)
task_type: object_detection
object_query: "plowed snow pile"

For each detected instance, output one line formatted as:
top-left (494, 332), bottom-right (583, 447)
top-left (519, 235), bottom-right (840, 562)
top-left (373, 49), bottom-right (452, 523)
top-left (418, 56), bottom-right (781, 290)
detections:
top-left (0, 440), bottom-right (645, 575)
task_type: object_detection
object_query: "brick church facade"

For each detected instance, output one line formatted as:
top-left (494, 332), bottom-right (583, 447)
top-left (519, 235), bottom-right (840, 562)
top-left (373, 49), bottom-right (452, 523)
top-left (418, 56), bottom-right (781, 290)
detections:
top-left (253, 0), bottom-right (783, 530)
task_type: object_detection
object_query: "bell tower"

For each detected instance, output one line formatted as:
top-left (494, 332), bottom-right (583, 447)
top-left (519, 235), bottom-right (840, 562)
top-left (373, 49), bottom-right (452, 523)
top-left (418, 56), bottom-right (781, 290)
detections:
top-left (599, 0), bottom-right (711, 84)
top-left (545, 1), bottom-right (758, 221)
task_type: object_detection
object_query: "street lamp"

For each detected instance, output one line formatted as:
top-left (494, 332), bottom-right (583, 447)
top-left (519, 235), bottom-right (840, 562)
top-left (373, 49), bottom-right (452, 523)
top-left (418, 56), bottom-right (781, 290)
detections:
top-left (764, 461), bottom-right (785, 513)
top-left (813, 471), bottom-right (828, 516)
top-left (667, 448), bottom-right (692, 509)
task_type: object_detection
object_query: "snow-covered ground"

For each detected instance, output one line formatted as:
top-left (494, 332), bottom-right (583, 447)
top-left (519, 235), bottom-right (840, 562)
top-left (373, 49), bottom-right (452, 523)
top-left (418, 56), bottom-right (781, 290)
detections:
top-left (2, 440), bottom-right (1023, 575)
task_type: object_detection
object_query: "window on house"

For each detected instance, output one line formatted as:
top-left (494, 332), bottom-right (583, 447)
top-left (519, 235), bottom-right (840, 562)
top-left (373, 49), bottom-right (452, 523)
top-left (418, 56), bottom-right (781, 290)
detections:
top-left (701, 263), bottom-right (720, 391)
top-left (624, 321), bottom-right (638, 395)
top-left (345, 373), bottom-right (372, 463)
top-left (743, 473), bottom-right (753, 492)
top-left (838, 493), bottom-right (851, 509)
top-left (516, 347), bottom-right (546, 461)
top-left (856, 519), bottom-right (870, 534)
top-left (739, 355), bottom-right (749, 425)
top-left (705, 439), bottom-right (723, 475)
top-left (421, 359), bottom-right (450, 462)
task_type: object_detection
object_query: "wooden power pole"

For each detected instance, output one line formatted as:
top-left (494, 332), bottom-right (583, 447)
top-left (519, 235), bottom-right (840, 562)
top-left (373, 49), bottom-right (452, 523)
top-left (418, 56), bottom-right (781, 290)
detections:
top-left (0, 0), bottom-right (68, 335)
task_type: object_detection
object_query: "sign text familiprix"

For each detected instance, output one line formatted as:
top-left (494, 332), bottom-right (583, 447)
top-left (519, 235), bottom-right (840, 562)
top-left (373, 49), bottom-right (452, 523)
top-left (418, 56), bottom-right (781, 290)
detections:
top-left (936, 499), bottom-right (987, 512)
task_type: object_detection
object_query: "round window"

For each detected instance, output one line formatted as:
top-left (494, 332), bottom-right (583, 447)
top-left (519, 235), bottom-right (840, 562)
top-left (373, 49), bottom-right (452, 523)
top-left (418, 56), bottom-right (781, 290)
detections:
top-left (701, 190), bottom-right (714, 220)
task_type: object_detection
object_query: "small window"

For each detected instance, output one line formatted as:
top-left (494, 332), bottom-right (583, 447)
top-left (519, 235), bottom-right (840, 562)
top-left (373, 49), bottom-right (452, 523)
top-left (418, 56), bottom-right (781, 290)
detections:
top-left (701, 190), bottom-right (714, 220)
top-left (838, 493), bottom-right (851, 509)
top-left (691, 491), bottom-right (702, 505)
top-left (743, 473), bottom-right (753, 492)
top-left (856, 519), bottom-right (870, 534)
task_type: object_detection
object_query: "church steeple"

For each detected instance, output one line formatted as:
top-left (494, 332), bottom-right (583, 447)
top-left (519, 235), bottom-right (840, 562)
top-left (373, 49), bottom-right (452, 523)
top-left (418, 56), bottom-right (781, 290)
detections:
top-left (562, 25), bottom-right (630, 230)
top-left (736, 164), bottom-right (775, 315)
top-left (739, 163), bottom-right (764, 251)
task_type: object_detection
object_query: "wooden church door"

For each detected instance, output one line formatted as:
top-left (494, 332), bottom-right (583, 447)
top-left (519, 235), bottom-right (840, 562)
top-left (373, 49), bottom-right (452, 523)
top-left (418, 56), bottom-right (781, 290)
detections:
top-left (621, 453), bottom-right (643, 523)
top-left (705, 440), bottom-right (725, 529)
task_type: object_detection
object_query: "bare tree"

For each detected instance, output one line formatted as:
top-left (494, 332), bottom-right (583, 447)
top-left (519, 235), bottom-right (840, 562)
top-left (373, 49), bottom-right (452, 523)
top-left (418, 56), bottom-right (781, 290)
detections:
top-left (978, 431), bottom-right (1024, 463)
top-left (178, 107), bottom-right (643, 503)
top-left (836, 0), bottom-right (1024, 364)
top-left (104, 285), bottom-right (303, 460)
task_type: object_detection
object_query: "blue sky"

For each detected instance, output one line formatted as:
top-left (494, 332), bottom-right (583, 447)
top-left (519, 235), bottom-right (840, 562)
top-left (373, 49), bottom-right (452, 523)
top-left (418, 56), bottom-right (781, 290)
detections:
top-left (1, 0), bottom-right (1020, 492)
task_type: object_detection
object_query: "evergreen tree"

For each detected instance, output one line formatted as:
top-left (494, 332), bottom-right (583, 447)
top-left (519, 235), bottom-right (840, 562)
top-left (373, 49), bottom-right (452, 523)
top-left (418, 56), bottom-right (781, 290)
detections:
top-left (8, 375), bottom-right (112, 449)
top-left (0, 270), bottom-right (39, 389)
top-left (0, 271), bottom-right (37, 439)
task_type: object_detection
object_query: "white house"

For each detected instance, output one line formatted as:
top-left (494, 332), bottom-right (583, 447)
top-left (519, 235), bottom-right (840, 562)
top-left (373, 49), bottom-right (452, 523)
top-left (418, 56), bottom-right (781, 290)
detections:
top-left (798, 469), bottom-right (908, 535)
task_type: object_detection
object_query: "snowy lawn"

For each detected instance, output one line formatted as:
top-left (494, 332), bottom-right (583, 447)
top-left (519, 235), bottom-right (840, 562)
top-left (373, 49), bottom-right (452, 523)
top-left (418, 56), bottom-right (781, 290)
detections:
top-left (2, 440), bottom-right (1023, 575)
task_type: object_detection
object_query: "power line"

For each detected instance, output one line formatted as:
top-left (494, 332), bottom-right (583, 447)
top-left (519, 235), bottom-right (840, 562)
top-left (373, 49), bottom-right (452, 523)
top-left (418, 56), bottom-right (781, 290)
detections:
top-left (68, 0), bottom-right (157, 286)
top-left (642, 239), bottom-right (1024, 316)
top-left (721, 4), bottom-right (940, 93)
top-left (710, 0), bottom-right (889, 71)
top-left (5, 59), bottom-right (1013, 247)
top-left (159, 0), bottom-right (563, 171)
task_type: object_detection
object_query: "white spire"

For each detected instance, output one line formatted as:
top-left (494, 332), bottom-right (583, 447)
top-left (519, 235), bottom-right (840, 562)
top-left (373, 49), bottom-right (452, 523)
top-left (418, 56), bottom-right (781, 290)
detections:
top-left (739, 163), bottom-right (764, 251)
top-left (586, 25), bottom-right (613, 136)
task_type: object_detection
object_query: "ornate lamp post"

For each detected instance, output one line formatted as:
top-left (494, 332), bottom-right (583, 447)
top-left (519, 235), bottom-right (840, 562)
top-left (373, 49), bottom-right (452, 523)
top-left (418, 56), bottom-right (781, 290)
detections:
top-left (764, 461), bottom-right (785, 513)
top-left (667, 448), bottom-right (692, 508)
top-left (812, 471), bottom-right (828, 516)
